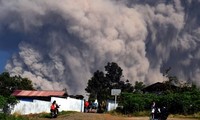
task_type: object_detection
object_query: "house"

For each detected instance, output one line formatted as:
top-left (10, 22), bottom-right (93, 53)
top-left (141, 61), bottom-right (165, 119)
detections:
top-left (10, 90), bottom-right (84, 115)
top-left (12, 90), bottom-right (67, 102)
top-left (142, 82), bottom-right (179, 94)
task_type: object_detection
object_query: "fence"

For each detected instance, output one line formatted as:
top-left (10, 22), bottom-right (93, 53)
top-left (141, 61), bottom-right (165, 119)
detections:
top-left (10, 97), bottom-right (84, 115)
top-left (51, 97), bottom-right (84, 112)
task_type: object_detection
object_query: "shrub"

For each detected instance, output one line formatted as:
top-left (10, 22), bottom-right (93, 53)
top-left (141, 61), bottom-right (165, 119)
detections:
top-left (0, 113), bottom-right (29, 120)
top-left (120, 91), bottom-right (200, 115)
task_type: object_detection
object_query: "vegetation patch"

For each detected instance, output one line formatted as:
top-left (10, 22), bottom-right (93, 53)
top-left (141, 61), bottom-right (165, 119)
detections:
top-left (38, 111), bottom-right (77, 118)
top-left (169, 112), bottom-right (200, 119)
top-left (0, 113), bottom-right (29, 120)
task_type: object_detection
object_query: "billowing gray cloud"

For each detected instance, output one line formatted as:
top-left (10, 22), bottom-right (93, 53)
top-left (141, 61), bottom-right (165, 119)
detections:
top-left (1, 0), bottom-right (200, 95)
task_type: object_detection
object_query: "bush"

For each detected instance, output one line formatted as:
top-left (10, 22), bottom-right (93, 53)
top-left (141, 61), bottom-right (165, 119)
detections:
top-left (0, 96), bottom-right (6, 108)
top-left (120, 91), bottom-right (200, 115)
top-left (120, 93), bottom-right (157, 114)
top-left (0, 113), bottom-right (29, 120)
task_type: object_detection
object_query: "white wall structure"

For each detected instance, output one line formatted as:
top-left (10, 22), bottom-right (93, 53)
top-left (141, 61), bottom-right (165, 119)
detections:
top-left (0, 108), bottom-right (3, 113)
top-left (107, 100), bottom-right (118, 111)
top-left (51, 97), bottom-right (84, 112)
top-left (11, 99), bottom-right (51, 115)
top-left (11, 97), bottom-right (84, 115)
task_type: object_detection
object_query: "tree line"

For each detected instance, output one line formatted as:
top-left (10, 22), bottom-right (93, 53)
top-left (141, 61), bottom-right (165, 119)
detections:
top-left (85, 62), bottom-right (200, 115)
top-left (0, 62), bottom-right (199, 115)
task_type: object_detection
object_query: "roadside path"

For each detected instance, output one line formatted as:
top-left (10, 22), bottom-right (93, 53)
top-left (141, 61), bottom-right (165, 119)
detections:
top-left (35, 112), bottom-right (198, 120)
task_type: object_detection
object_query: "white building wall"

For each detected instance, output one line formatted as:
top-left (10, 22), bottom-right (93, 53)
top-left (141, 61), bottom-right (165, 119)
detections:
top-left (107, 100), bottom-right (118, 111)
top-left (51, 97), bottom-right (84, 112)
top-left (11, 100), bottom-right (51, 115)
top-left (11, 97), bottom-right (84, 115)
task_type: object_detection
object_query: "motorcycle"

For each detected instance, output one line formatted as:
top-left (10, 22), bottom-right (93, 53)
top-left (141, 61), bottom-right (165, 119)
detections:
top-left (50, 104), bottom-right (60, 118)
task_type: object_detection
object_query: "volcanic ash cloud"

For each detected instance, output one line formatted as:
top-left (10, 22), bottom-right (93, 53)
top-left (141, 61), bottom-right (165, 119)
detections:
top-left (2, 0), bottom-right (200, 95)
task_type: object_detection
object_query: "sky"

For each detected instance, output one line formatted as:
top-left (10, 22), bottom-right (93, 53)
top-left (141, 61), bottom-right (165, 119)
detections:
top-left (1, 0), bottom-right (200, 96)
top-left (0, 51), bottom-right (10, 72)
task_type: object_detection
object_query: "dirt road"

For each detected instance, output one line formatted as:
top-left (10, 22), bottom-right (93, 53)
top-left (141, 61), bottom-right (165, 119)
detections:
top-left (37, 112), bottom-right (198, 120)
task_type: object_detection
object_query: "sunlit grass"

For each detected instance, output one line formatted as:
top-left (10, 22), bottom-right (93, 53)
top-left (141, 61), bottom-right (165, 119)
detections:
top-left (168, 112), bottom-right (200, 119)
top-left (109, 110), bottom-right (150, 117)
top-left (109, 109), bottom-right (200, 119)
top-left (0, 113), bottom-right (29, 120)
top-left (38, 110), bottom-right (77, 118)
top-left (4, 111), bottom-right (78, 120)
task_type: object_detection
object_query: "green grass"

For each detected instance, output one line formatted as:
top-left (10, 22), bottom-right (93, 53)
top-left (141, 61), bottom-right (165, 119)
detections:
top-left (109, 110), bottom-right (200, 119)
top-left (38, 110), bottom-right (77, 118)
top-left (131, 111), bottom-right (150, 116)
top-left (0, 113), bottom-right (29, 120)
top-left (169, 112), bottom-right (200, 119)
top-left (109, 110), bottom-right (150, 117)
top-left (0, 111), bottom-right (77, 120)
top-left (194, 112), bottom-right (200, 119)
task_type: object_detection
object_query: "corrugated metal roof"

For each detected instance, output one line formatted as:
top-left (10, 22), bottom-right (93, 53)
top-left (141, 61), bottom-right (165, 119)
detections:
top-left (12, 90), bottom-right (65, 97)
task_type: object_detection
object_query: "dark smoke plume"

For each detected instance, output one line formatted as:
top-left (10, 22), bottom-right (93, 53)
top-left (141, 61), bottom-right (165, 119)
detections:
top-left (1, 0), bottom-right (200, 95)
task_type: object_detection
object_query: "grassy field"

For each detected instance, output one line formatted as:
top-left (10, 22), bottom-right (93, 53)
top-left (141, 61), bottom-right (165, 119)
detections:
top-left (1, 111), bottom-right (200, 120)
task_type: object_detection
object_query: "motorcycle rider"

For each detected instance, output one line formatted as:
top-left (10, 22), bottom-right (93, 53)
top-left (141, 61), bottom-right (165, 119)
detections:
top-left (50, 100), bottom-right (59, 118)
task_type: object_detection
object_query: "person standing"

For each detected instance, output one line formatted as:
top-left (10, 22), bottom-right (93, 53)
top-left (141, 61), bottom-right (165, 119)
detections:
top-left (84, 100), bottom-right (89, 112)
top-left (151, 102), bottom-right (156, 120)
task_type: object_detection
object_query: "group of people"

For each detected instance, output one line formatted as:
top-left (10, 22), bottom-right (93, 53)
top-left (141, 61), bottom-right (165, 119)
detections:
top-left (151, 102), bottom-right (168, 120)
top-left (50, 100), bottom-right (168, 119)
top-left (84, 100), bottom-right (98, 113)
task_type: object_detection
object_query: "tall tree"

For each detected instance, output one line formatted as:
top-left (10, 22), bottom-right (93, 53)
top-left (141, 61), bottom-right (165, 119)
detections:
top-left (0, 96), bottom-right (6, 108)
top-left (120, 80), bottom-right (134, 93)
top-left (85, 70), bottom-right (109, 102)
top-left (105, 62), bottom-right (123, 83)
top-left (134, 81), bottom-right (145, 93)
top-left (85, 62), bottom-right (134, 112)
top-left (105, 62), bottom-right (133, 92)
top-left (0, 72), bottom-right (35, 111)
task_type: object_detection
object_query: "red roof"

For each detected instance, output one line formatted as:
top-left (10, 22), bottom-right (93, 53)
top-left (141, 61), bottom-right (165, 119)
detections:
top-left (12, 90), bottom-right (65, 97)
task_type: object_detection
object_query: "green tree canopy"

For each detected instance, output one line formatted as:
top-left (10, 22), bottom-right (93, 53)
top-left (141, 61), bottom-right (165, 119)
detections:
top-left (134, 81), bottom-right (146, 93)
top-left (0, 72), bottom-right (35, 110)
top-left (85, 62), bottom-right (134, 107)
top-left (105, 62), bottom-right (122, 83)
top-left (0, 72), bottom-right (34, 97)
top-left (0, 96), bottom-right (6, 108)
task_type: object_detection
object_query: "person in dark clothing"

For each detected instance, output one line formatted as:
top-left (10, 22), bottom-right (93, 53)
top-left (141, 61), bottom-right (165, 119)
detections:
top-left (154, 106), bottom-right (161, 120)
top-left (160, 106), bottom-right (169, 120)
top-left (150, 101), bottom-right (169, 120)
top-left (151, 102), bottom-right (156, 119)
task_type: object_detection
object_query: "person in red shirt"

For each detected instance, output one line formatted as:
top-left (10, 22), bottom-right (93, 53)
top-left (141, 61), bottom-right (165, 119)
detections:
top-left (84, 100), bottom-right (89, 112)
top-left (50, 100), bottom-right (57, 118)
top-left (51, 101), bottom-right (56, 110)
